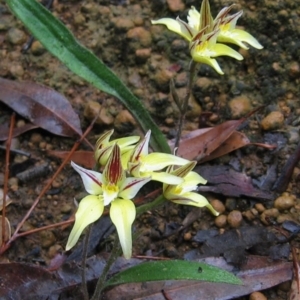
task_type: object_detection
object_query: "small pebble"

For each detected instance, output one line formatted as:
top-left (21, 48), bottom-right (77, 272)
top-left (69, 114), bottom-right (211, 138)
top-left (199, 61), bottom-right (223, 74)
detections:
top-left (39, 141), bottom-right (47, 150)
top-left (261, 111), bottom-right (284, 131)
top-left (60, 203), bottom-right (72, 214)
top-left (73, 13), bottom-right (86, 26)
top-left (126, 27), bottom-right (152, 49)
top-left (210, 199), bottom-right (226, 214)
top-left (135, 48), bottom-right (151, 63)
top-left (228, 96), bottom-right (252, 118)
top-left (289, 61), bottom-right (300, 78)
top-left (243, 210), bottom-right (256, 221)
top-left (215, 215), bottom-right (227, 228)
top-left (7, 28), bottom-right (26, 45)
top-left (274, 193), bottom-right (295, 211)
top-left (249, 291), bottom-right (267, 300)
top-left (48, 244), bottom-right (62, 259)
top-left (112, 17), bottom-right (135, 32)
top-left (165, 245), bottom-right (178, 258)
top-left (183, 232), bottom-right (192, 241)
top-left (9, 64), bottom-right (24, 77)
top-left (16, 119), bottom-right (26, 128)
top-left (154, 69), bottom-right (174, 89)
top-left (227, 210), bottom-right (243, 228)
top-left (30, 133), bottom-right (43, 144)
top-left (114, 109), bottom-right (137, 133)
top-left (277, 214), bottom-right (294, 223)
top-left (260, 208), bottom-right (279, 225)
top-left (255, 203), bottom-right (266, 213)
top-left (8, 177), bottom-right (18, 188)
top-left (194, 77), bottom-right (213, 91)
top-left (40, 230), bottom-right (56, 248)
top-left (84, 101), bottom-right (114, 125)
top-left (52, 179), bottom-right (62, 189)
top-left (31, 40), bottom-right (46, 56)
top-left (166, 0), bottom-right (185, 12)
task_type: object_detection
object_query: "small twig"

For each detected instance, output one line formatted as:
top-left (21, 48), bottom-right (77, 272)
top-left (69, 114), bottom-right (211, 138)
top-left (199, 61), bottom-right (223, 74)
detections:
top-left (81, 224), bottom-right (92, 300)
top-left (14, 218), bottom-right (74, 238)
top-left (0, 145), bottom-right (31, 157)
top-left (1, 114), bottom-right (15, 245)
top-left (174, 61), bottom-right (197, 148)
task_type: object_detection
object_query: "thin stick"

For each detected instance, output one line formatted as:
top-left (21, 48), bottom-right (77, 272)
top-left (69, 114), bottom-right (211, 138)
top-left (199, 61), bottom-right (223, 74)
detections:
top-left (1, 113), bottom-right (15, 245)
top-left (15, 218), bottom-right (74, 238)
top-left (81, 224), bottom-right (92, 300)
top-left (174, 61), bottom-right (197, 148)
top-left (0, 145), bottom-right (31, 157)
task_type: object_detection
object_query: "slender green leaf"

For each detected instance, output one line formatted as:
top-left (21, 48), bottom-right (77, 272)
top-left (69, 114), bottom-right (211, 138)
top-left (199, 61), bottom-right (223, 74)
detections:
top-left (5, 0), bottom-right (170, 153)
top-left (105, 260), bottom-right (242, 287)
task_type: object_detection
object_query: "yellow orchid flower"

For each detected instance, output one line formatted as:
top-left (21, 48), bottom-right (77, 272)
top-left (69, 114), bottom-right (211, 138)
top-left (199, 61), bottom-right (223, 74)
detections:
top-left (189, 27), bottom-right (242, 74)
top-left (66, 144), bottom-right (151, 259)
top-left (128, 130), bottom-right (189, 184)
top-left (94, 129), bottom-right (140, 169)
top-left (152, 0), bottom-right (262, 74)
top-left (163, 161), bottom-right (219, 216)
top-left (214, 5), bottom-right (263, 50)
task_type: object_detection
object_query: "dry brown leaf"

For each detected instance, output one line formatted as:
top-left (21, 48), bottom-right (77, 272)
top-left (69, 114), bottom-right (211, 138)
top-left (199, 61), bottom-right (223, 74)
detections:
top-left (47, 150), bottom-right (95, 168)
top-left (0, 78), bottom-right (82, 137)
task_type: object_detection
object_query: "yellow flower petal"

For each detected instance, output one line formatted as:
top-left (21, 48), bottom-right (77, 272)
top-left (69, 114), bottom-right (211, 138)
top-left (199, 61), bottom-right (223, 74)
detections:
top-left (187, 6), bottom-right (200, 30)
top-left (110, 199), bottom-right (136, 259)
top-left (150, 171), bottom-right (184, 184)
top-left (213, 43), bottom-right (243, 60)
top-left (218, 28), bottom-right (263, 49)
top-left (151, 18), bottom-right (194, 41)
top-left (66, 195), bottom-right (104, 251)
top-left (142, 153), bottom-right (189, 171)
top-left (170, 192), bottom-right (219, 216)
top-left (119, 176), bottom-right (151, 199)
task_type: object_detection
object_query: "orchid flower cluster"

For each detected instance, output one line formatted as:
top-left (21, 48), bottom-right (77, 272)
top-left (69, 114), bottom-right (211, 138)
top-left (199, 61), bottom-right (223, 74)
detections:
top-left (66, 130), bottom-right (218, 259)
top-left (152, 0), bottom-right (263, 74)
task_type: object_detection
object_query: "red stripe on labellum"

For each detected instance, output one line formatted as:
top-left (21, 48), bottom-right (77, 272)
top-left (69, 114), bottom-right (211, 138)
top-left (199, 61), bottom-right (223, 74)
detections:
top-left (105, 145), bottom-right (124, 184)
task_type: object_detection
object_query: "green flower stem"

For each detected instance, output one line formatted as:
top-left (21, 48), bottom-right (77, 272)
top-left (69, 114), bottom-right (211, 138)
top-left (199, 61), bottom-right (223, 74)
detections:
top-left (81, 224), bottom-right (91, 300)
top-left (174, 61), bottom-right (198, 148)
top-left (136, 194), bottom-right (166, 216)
top-left (91, 237), bottom-right (121, 300)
